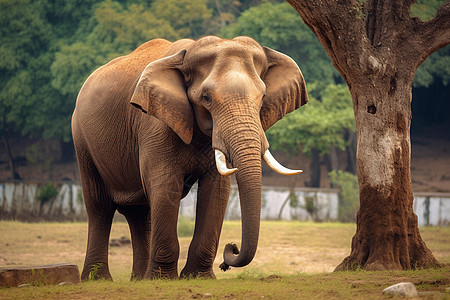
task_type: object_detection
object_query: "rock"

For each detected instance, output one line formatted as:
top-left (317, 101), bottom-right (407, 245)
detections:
top-left (382, 282), bottom-right (418, 297)
top-left (109, 236), bottom-right (131, 247)
top-left (119, 236), bottom-right (131, 245)
top-left (0, 263), bottom-right (81, 287)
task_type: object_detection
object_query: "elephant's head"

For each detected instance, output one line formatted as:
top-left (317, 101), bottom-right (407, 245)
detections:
top-left (130, 36), bottom-right (308, 270)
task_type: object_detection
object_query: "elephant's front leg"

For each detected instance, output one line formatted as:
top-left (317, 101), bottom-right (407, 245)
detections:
top-left (181, 172), bottom-right (231, 278)
top-left (145, 178), bottom-right (183, 279)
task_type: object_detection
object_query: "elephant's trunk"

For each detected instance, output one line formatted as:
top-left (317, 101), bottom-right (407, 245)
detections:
top-left (222, 151), bottom-right (262, 269)
top-left (212, 103), bottom-right (264, 270)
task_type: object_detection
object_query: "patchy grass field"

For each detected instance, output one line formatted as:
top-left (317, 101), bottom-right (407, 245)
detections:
top-left (0, 220), bottom-right (449, 299)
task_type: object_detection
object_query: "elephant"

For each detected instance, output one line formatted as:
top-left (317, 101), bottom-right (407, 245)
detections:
top-left (72, 36), bottom-right (308, 280)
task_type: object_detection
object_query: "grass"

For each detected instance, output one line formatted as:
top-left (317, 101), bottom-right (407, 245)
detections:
top-left (1, 269), bottom-right (449, 299)
top-left (0, 220), bottom-right (449, 299)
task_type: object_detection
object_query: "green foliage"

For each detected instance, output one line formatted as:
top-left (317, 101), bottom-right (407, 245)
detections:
top-left (329, 170), bottom-right (359, 223)
top-left (51, 0), bottom-right (180, 102)
top-left (77, 189), bottom-right (84, 205)
top-left (410, 0), bottom-right (446, 21)
top-left (89, 263), bottom-right (104, 281)
top-left (303, 195), bottom-right (318, 217)
top-left (151, 0), bottom-right (212, 38)
top-left (37, 183), bottom-right (59, 204)
top-left (177, 216), bottom-right (195, 237)
top-left (414, 46), bottom-right (450, 88)
top-left (0, 0), bottom-right (53, 137)
top-left (267, 83), bottom-right (355, 157)
top-left (51, 43), bottom-right (102, 97)
top-left (410, 0), bottom-right (450, 88)
top-left (288, 192), bottom-right (299, 208)
top-left (0, 0), bottom-right (76, 144)
top-left (221, 2), bottom-right (340, 84)
top-left (25, 140), bottom-right (60, 179)
top-left (89, 0), bottom-right (179, 49)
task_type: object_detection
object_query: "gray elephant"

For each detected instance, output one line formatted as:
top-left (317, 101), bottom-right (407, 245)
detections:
top-left (72, 36), bottom-right (308, 280)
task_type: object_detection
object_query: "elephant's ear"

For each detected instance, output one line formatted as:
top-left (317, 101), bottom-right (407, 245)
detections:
top-left (130, 50), bottom-right (194, 144)
top-left (260, 47), bottom-right (308, 131)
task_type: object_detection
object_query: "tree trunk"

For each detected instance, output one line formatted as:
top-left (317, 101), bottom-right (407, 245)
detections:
top-left (335, 73), bottom-right (439, 270)
top-left (286, 0), bottom-right (449, 270)
top-left (327, 144), bottom-right (339, 172)
top-left (1, 135), bottom-right (21, 180)
top-left (60, 140), bottom-right (75, 163)
top-left (308, 148), bottom-right (321, 187)
top-left (345, 131), bottom-right (357, 174)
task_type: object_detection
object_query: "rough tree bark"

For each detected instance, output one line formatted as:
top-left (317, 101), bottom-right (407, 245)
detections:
top-left (286, 0), bottom-right (450, 270)
top-left (1, 135), bottom-right (21, 180)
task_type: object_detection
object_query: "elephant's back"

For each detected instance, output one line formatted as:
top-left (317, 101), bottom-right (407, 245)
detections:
top-left (74, 39), bottom-right (174, 121)
top-left (72, 39), bottom-right (175, 195)
top-left (106, 38), bottom-right (173, 75)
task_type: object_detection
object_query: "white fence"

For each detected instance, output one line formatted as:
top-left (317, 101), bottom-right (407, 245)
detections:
top-left (179, 185), bottom-right (339, 221)
top-left (414, 193), bottom-right (450, 226)
top-left (1, 182), bottom-right (449, 225)
top-left (0, 182), bottom-right (85, 221)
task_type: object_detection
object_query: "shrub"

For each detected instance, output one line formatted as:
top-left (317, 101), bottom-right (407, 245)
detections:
top-left (329, 170), bottom-right (359, 222)
top-left (37, 183), bottom-right (59, 204)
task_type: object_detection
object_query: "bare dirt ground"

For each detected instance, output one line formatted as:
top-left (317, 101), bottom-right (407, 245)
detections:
top-left (1, 221), bottom-right (449, 280)
top-left (1, 133), bottom-right (449, 193)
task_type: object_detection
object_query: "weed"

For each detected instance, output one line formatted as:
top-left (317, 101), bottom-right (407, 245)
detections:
top-left (88, 263), bottom-right (103, 281)
top-left (37, 183), bottom-right (59, 204)
top-left (76, 189), bottom-right (84, 205)
top-left (329, 170), bottom-right (359, 222)
top-left (236, 268), bottom-right (267, 280)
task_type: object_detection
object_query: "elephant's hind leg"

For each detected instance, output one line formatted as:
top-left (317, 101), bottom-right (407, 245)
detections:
top-left (82, 204), bottom-right (115, 281)
top-left (77, 149), bottom-right (116, 281)
top-left (118, 204), bottom-right (151, 280)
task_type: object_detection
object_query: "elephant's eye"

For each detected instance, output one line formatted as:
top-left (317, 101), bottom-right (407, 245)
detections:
top-left (202, 93), bottom-right (212, 106)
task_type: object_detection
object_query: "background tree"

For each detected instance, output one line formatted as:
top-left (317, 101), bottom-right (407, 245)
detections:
top-left (0, 0), bottom-right (53, 179)
top-left (0, 0), bottom-right (448, 188)
top-left (51, 0), bottom-right (180, 102)
top-left (221, 2), bottom-right (340, 85)
top-left (286, 0), bottom-right (449, 270)
top-left (151, 0), bottom-right (212, 38)
top-left (267, 84), bottom-right (355, 187)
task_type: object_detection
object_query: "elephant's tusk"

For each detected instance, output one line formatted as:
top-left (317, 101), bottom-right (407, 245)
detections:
top-left (263, 149), bottom-right (303, 175)
top-left (215, 149), bottom-right (238, 176)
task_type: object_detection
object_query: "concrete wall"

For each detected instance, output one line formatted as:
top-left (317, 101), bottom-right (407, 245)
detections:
top-left (0, 182), bottom-right (86, 221)
top-left (1, 182), bottom-right (449, 225)
top-left (413, 193), bottom-right (450, 226)
top-left (179, 185), bottom-right (339, 221)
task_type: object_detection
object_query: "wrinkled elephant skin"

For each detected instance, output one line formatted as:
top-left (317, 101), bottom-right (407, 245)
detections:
top-left (72, 36), bottom-right (308, 280)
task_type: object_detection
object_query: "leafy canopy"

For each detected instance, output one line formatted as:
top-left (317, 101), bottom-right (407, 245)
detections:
top-left (267, 83), bottom-right (355, 156)
top-left (221, 2), bottom-right (340, 85)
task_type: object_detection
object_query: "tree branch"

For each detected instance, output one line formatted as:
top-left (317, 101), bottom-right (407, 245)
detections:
top-left (286, 0), bottom-right (367, 77)
top-left (365, 0), bottom-right (418, 47)
top-left (411, 1), bottom-right (450, 65)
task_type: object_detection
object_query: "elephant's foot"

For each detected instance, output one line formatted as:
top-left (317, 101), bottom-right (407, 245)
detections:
top-left (180, 267), bottom-right (216, 279)
top-left (81, 264), bottom-right (113, 281)
top-left (145, 267), bottom-right (178, 279)
top-left (181, 271), bottom-right (216, 279)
